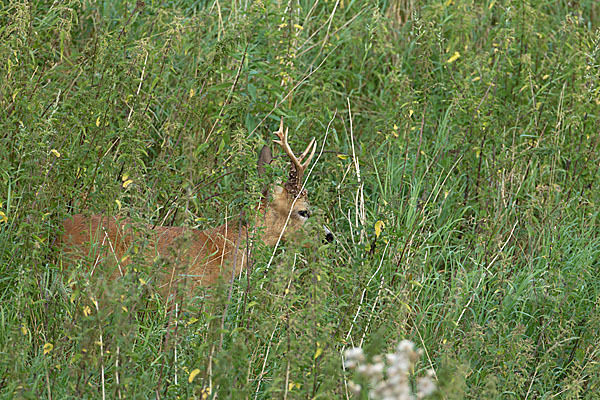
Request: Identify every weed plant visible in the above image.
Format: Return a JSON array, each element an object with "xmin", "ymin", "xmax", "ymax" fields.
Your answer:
[{"xmin": 1, "ymin": 0, "xmax": 600, "ymax": 398}]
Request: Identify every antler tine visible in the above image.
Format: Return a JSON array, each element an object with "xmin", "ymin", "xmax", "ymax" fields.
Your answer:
[
  {"xmin": 292, "ymin": 138, "xmax": 316, "ymax": 186},
  {"xmin": 298, "ymin": 137, "xmax": 317, "ymax": 169},
  {"xmin": 273, "ymin": 118, "xmax": 304, "ymax": 177}
]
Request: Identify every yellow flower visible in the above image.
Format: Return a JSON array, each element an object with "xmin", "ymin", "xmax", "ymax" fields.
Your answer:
[
  {"xmin": 43, "ymin": 343, "xmax": 54, "ymax": 355},
  {"xmin": 447, "ymin": 51, "xmax": 460, "ymax": 63},
  {"xmin": 189, "ymin": 368, "xmax": 201, "ymax": 383}
]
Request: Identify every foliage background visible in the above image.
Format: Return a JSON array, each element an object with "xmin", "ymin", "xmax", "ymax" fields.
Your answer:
[{"xmin": 1, "ymin": 0, "xmax": 600, "ymax": 398}]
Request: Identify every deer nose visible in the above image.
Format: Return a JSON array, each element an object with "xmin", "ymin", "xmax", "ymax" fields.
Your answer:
[{"xmin": 323, "ymin": 226, "xmax": 334, "ymax": 243}]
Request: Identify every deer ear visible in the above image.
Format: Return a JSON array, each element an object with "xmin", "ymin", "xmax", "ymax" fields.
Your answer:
[{"xmin": 257, "ymin": 145, "xmax": 273, "ymax": 177}]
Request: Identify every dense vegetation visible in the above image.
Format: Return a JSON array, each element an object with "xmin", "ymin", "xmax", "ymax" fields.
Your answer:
[{"xmin": 1, "ymin": 0, "xmax": 600, "ymax": 398}]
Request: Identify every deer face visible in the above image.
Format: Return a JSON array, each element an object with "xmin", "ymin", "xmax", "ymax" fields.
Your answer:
[{"xmin": 261, "ymin": 184, "xmax": 312, "ymax": 246}]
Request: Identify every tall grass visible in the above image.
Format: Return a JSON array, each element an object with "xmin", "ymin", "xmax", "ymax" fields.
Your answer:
[{"xmin": 1, "ymin": 0, "xmax": 599, "ymax": 398}]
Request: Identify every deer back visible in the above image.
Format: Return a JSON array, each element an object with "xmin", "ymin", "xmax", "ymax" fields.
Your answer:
[{"xmin": 61, "ymin": 214, "xmax": 246, "ymax": 297}]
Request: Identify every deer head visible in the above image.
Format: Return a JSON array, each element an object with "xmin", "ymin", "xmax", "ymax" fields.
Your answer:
[{"xmin": 256, "ymin": 118, "xmax": 318, "ymax": 246}]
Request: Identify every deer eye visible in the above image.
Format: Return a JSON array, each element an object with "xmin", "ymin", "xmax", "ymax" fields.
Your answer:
[{"xmin": 298, "ymin": 210, "xmax": 310, "ymax": 219}]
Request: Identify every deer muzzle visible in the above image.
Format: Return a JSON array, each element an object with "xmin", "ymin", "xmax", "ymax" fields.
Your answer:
[{"xmin": 324, "ymin": 226, "xmax": 334, "ymax": 243}]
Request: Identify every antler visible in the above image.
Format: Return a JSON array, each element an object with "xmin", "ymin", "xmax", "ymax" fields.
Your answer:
[{"xmin": 273, "ymin": 117, "xmax": 317, "ymax": 195}]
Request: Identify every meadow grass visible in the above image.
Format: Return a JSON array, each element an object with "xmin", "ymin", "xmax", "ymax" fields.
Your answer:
[{"xmin": 1, "ymin": 0, "xmax": 600, "ymax": 398}]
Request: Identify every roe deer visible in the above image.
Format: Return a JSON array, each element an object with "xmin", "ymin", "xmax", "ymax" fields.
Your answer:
[{"xmin": 60, "ymin": 119, "xmax": 331, "ymax": 299}]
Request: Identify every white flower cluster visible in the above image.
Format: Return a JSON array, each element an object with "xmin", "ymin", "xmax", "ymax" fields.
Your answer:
[{"xmin": 343, "ymin": 340, "xmax": 436, "ymax": 400}]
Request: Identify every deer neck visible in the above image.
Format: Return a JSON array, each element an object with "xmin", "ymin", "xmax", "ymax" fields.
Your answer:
[
  {"xmin": 208, "ymin": 217, "xmax": 248, "ymax": 248},
  {"xmin": 254, "ymin": 202, "xmax": 291, "ymax": 247}
]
